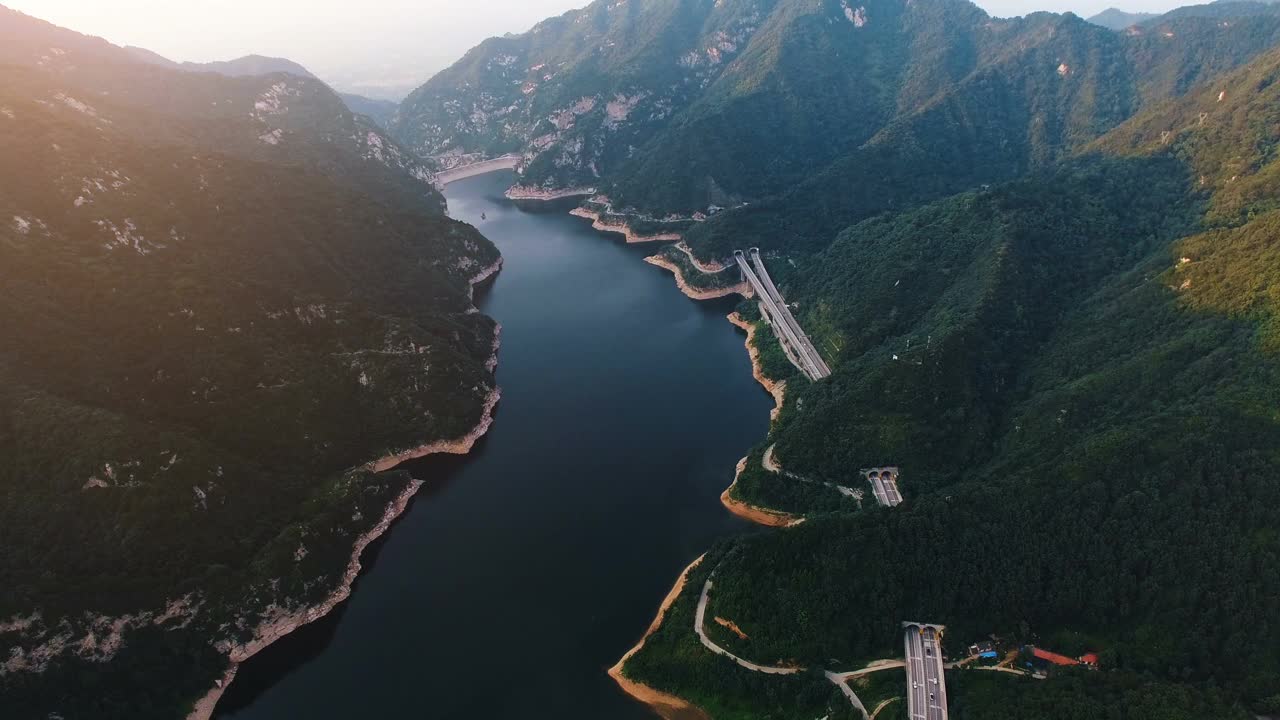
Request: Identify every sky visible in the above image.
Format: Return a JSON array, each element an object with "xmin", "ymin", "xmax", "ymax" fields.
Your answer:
[{"xmin": 9, "ymin": 0, "xmax": 1184, "ymax": 99}]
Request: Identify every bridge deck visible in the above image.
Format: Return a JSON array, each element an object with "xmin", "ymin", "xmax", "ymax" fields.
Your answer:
[{"xmin": 734, "ymin": 250, "xmax": 830, "ymax": 381}]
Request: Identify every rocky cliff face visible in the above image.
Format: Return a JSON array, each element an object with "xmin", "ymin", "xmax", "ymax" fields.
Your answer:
[{"xmin": 392, "ymin": 0, "xmax": 779, "ymax": 203}]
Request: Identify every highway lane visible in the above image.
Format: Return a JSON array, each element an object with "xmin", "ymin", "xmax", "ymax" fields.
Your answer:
[
  {"xmin": 922, "ymin": 626, "xmax": 948, "ymax": 720},
  {"xmin": 748, "ymin": 248, "xmax": 827, "ymax": 375},
  {"xmin": 883, "ymin": 471, "xmax": 904, "ymax": 506},
  {"xmin": 735, "ymin": 251, "xmax": 824, "ymax": 380},
  {"xmin": 905, "ymin": 624, "xmax": 949, "ymax": 720},
  {"xmin": 735, "ymin": 250, "xmax": 820, "ymax": 379},
  {"xmin": 869, "ymin": 473, "xmax": 890, "ymax": 507},
  {"xmin": 748, "ymin": 249, "xmax": 832, "ymax": 378},
  {"xmin": 905, "ymin": 625, "xmax": 928, "ymax": 720},
  {"xmin": 867, "ymin": 469, "xmax": 904, "ymax": 508}
]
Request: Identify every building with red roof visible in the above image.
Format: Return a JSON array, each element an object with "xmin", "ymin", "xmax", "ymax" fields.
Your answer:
[{"xmin": 1031, "ymin": 647, "xmax": 1080, "ymax": 666}]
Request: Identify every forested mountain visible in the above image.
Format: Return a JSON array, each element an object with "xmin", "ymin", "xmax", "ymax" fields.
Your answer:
[
  {"xmin": 681, "ymin": 8, "xmax": 1280, "ymax": 256},
  {"xmin": 396, "ymin": 0, "xmax": 1280, "ymax": 716},
  {"xmin": 393, "ymin": 0, "xmax": 1280, "ymax": 215},
  {"xmin": 614, "ymin": 22, "xmax": 1280, "ymax": 720},
  {"xmin": 0, "ymin": 6, "xmax": 500, "ymax": 718}
]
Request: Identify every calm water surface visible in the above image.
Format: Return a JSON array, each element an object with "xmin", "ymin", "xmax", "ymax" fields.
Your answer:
[{"xmin": 217, "ymin": 171, "xmax": 771, "ymax": 719}]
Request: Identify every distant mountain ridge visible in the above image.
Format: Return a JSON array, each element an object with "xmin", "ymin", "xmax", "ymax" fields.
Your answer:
[
  {"xmin": 120, "ymin": 44, "xmax": 400, "ymax": 126},
  {"xmin": 394, "ymin": 0, "xmax": 1280, "ymax": 215},
  {"xmin": 340, "ymin": 92, "xmax": 400, "ymax": 128},
  {"xmin": 125, "ymin": 34, "xmax": 398, "ymax": 128},
  {"xmin": 123, "ymin": 47, "xmax": 318, "ymax": 79},
  {"xmin": 1086, "ymin": 7, "xmax": 1159, "ymax": 29},
  {"xmin": 1141, "ymin": 0, "xmax": 1280, "ymax": 23}
]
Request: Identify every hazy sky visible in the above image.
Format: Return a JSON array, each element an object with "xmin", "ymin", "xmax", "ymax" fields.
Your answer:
[{"xmin": 10, "ymin": 0, "xmax": 1183, "ymax": 98}]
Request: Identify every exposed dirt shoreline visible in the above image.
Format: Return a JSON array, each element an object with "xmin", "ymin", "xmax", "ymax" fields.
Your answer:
[
  {"xmin": 720, "ymin": 457, "xmax": 804, "ymax": 528},
  {"xmin": 726, "ymin": 312, "xmax": 786, "ymax": 422},
  {"xmin": 569, "ymin": 206, "xmax": 684, "ymax": 244},
  {"xmin": 188, "ymin": 263, "xmax": 505, "ymax": 720},
  {"xmin": 644, "ymin": 255, "xmax": 750, "ymax": 301},
  {"xmin": 675, "ymin": 241, "xmax": 729, "ymax": 273},
  {"xmin": 607, "ymin": 555, "xmax": 712, "ymax": 720}
]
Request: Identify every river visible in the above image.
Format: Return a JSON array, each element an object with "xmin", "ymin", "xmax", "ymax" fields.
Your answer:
[{"xmin": 215, "ymin": 170, "xmax": 772, "ymax": 719}]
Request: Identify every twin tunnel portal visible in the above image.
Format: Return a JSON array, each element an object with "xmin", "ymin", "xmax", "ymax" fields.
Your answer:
[{"xmin": 733, "ymin": 250, "xmax": 949, "ymax": 719}]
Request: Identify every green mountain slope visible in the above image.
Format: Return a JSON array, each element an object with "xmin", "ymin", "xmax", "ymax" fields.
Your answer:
[
  {"xmin": 398, "ymin": 0, "xmax": 1280, "ymax": 218},
  {"xmin": 0, "ymin": 8, "xmax": 501, "ymax": 719},
  {"xmin": 394, "ymin": 0, "xmax": 780, "ymax": 182},
  {"xmin": 682, "ymin": 10, "xmax": 1280, "ymax": 260},
  {"xmin": 620, "ymin": 21, "xmax": 1280, "ymax": 720},
  {"xmin": 1098, "ymin": 43, "xmax": 1280, "ymax": 350}
]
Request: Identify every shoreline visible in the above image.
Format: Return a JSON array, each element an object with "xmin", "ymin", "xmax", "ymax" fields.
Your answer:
[
  {"xmin": 607, "ymin": 555, "xmax": 712, "ymax": 720},
  {"xmin": 570, "ymin": 206, "xmax": 684, "ymax": 244},
  {"xmin": 505, "ymin": 185, "xmax": 595, "ymax": 201},
  {"xmin": 720, "ymin": 457, "xmax": 804, "ymax": 528},
  {"xmin": 726, "ymin": 313, "xmax": 786, "ymax": 422},
  {"xmin": 466, "ymin": 257, "xmax": 504, "ymax": 303},
  {"xmin": 675, "ymin": 242, "xmax": 729, "ymax": 274},
  {"xmin": 644, "ymin": 255, "xmax": 750, "ymax": 302},
  {"xmin": 188, "ymin": 262, "xmax": 506, "ymax": 720}
]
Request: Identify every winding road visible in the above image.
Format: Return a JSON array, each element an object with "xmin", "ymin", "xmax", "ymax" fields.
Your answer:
[
  {"xmin": 693, "ymin": 563, "xmax": 916, "ymax": 720},
  {"xmin": 763, "ymin": 444, "xmax": 860, "ymax": 500},
  {"xmin": 695, "ymin": 579, "xmax": 799, "ymax": 676}
]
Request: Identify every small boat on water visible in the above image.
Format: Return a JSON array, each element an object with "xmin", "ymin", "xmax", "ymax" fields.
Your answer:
[{"xmin": 481, "ymin": 212, "xmax": 487, "ymax": 220}]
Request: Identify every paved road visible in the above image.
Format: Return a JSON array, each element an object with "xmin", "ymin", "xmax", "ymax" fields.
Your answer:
[
  {"xmin": 764, "ymin": 444, "xmax": 859, "ymax": 499},
  {"xmin": 695, "ymin": 579, "xmax": 799, "ymax": 676},
  {"xmin": 696, "ymin": 569, "xmax": 875, "ymax": 717},
  {"xmin": 734, "ymin": 250, "xmax": 826, "ymax": 381},
  {"xmin": 922, "ymin": 626, "xmax": 948, "ymax": 720},
  {"xmin": 829, "ymin": 659, "xmax": 906, "ymax": 681},
  {"xmin": 870, "ymin": 473, "xmax": 890, "ymax": 506},
  {"xmin": 749, "ymin": 249, "xmax": 832, "ymax": 378},
  {"xmin": 824, "ymin": 670, "xmax": 870, "ymax": 718},
  {"xmin": 883, "ymin": 470, "xmax": 904, "ymax": 506},
  {"xmin": 866, "ymin": 468, "xmax": 904, "ymax": 508},
  {"xmin": 904, "ymin": 624, "xmax": 949, "ymax": 720},
  {"xmin": 905, "ymin": 625, "xmax": 928, "ymax": 720}
]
